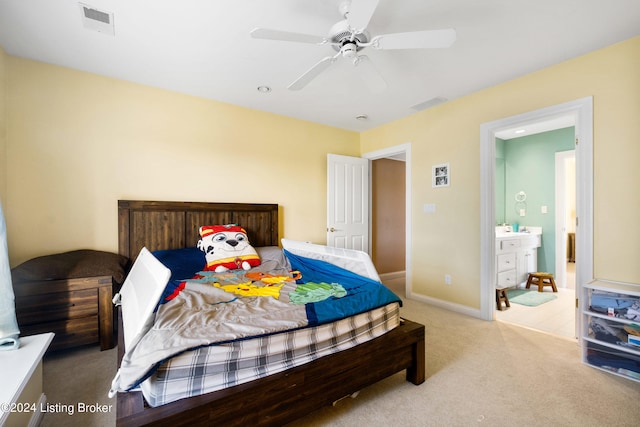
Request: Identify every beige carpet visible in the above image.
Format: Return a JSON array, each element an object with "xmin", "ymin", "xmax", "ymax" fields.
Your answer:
[
  {"xmin": 41, "ymin": 295, "xmax": 640, "ymax": 426},
  {"xmin": 41, "ymin": 343, "xmax": 117, "ymax": 427}
]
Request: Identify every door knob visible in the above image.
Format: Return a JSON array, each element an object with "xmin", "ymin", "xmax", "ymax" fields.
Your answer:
[{"xmin": 328, "ymin": 227, "xmax": 336, "ymax": 232}]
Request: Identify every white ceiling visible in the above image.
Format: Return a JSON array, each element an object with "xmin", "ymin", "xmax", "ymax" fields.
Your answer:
[{"xmin": 1, "ymin": 0, "xmax": 639, "ymax": 132}]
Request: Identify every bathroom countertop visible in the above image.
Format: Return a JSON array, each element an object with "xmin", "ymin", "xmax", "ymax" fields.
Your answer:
[{"xmin": 495, "ymin": 226, "xmax": 542, "ymax": 240}]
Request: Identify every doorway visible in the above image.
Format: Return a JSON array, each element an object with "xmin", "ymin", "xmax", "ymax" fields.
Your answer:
[
  {"xmin": 363, "ymin": 143, "xmax": 412, "ymax": 297},
  {"xmin": 479, "ymin": 97, "xmax": 594, "ymax": 336},
  {"xmin": 494, "ymin": 127, "xmax": 576, "ymax": 338}
]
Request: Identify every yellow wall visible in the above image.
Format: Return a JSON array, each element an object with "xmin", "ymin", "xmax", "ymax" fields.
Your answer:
[
  {"xmin": 5, "ymin": 58, "xmax": 359, "ymax": 265},
  {"xmin": 361, "ymin": 36, "xmax": 640, "ymax": 308},
  {"xmin": 3, "ymin": 37, "xmax": 639, "ymax": 312}
]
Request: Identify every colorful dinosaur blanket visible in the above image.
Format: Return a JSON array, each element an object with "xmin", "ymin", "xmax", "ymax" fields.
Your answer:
[{"xmin": 111, "ymin": 249, "xmax": 401, "ymax": 393}]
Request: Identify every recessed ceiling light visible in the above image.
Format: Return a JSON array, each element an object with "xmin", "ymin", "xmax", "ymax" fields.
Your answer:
[
  {"xmin": 514, "ymin": 129, "xmax": 526, "ymax": 134},
  {"xmin": 355, "ymin": 114, "xmax": 368, "ymax": 121},
  {"xmin": 257, "ymin": 85, "xmax": 271, "ymax": 93}
]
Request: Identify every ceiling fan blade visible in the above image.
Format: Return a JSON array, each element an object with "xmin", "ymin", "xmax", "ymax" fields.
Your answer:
[
  {"xmin": 250, "ymin": 28, "xmax": 327, "ymax": 45},
  {"xmin": 372, "ymin": 28, "xmax": 456, "ymax": 50},
  {"xmin": 347, "ymin": 0, "xmax": 379, "ymax": 30},
  {"xmin": 288, "ymin": 54, "xmax": 340, "ymax": 91},
  {"xmin": 354, "ymin": 55, "xmax": 387, "ymax": 93}
]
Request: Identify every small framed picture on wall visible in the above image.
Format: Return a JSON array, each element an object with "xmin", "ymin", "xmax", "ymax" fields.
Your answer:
[{"xmin": 432, "ymin": 163, "xmax": 450, "ymax": 188}]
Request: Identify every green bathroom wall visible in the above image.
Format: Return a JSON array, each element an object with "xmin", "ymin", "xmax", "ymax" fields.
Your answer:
[
  {"xmin": 495, "ymin": 138, "xmax": 506, "ymax": 224},
  {"xmin": 503, "ymin": 127, "xmax": 575, "ymax": 275}
]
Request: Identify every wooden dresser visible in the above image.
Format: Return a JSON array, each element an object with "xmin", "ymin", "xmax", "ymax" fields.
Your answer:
[{"xmin": 13, "ymin": 276, "xmax": 115, "ymax": 351}]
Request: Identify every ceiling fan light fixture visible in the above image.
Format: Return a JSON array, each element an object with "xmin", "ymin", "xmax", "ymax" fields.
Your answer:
[{"xmin": 341, "ymin": 43, "xmax": 358, "ymax": 58}]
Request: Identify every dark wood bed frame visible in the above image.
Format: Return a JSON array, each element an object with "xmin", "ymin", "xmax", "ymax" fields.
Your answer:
[{"xmin": 116, "ymin": 200, "xmax": 425, "ymax": 427}]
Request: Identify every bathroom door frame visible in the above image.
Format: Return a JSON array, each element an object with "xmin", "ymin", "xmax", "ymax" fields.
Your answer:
[
  {"xmin": 555, "ymin": 149, "xmax": 576, "ymax": 289},
  {"xmin": 479, "ymin": 97, "xmax": 593, "ymax": 329}
]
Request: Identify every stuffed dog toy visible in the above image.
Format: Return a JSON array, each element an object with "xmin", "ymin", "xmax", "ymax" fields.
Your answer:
[{"xmin": 197, "ymin": 225, "xmax": 260, "ymax": 272}]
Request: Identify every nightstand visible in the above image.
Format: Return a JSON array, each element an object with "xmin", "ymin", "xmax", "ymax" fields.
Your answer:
[{"xmin": 13, "ymin": 276, "xmax": 115, "ymax": 351}]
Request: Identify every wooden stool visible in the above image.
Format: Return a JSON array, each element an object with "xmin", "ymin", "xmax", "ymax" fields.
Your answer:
[
  {"xmin": 525, "ymin": 272, "xmax": 558, "ymax": 292},
  {"xmin": 496, "ymin": 288, "xmax": 510, "ymax": 310}
]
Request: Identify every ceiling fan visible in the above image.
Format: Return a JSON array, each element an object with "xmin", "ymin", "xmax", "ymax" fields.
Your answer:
[{"xmin": 250, "ymin": 0, "xmax": 456, "ymax": 92}]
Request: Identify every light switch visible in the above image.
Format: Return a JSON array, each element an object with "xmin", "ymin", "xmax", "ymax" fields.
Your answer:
[
  {"xmin": 541, "ymin": 205, "xmax": 548, "ymax": 214},
  {"xmin": 423, "ymin": 203, "xmax": 436, "ymax": 214}
]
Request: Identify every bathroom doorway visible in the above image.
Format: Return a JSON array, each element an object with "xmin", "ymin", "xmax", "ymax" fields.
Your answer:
[
  {"xmin": 479, "ymin": 97, "xmax": 594, "ymax": 338},
  {"xmin": 494, "ymin": 127, "xmax": 577, "ymax": 338}
]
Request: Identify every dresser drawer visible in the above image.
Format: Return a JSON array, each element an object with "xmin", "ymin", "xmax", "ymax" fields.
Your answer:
[
  {"xmin": 15, "ymin": 289, "xmax": 98, "ymax": 324},
  {"xmin": 497, "ymin": 253, "xmax": 516, "ymax": 273},
  {"xmin": 12, "ymin": 275, "xmax": 115, "ymax": 351},
  {"xmin": 19, "ymin": 316, "xmax": 100, "ymax": 351},
  {"xmin": 497, "ymin": 269, "xmax": 517, "ymax": 288}
]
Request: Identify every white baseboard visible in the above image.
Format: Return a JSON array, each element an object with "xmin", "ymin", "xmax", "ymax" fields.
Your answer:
[
  {"xmin": 406, "ymin": 290, "xmax": 483, "ymax": 319},
  {"xmin": 378, "ymin": 270, "xmax": 484, "ymax": 319},
  {"xmin": 379, "ymin": 271, "xmax": 405, "ymax": 282}
]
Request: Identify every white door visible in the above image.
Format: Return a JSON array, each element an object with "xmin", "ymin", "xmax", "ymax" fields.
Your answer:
[{"xmin": 327, "ymin": 154, "xmax": 369, "ymax": 251}]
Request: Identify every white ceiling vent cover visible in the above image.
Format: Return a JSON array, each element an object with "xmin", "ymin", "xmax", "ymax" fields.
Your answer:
[
  {"xmin": 411, "ymin": 97, "xmax": 447, "ymax": 111},
  {"xmin": 78, "ymin": 3, "xmax": 114, "ymax": 36}
]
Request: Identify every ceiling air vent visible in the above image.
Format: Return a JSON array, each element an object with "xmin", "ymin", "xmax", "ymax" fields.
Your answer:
[
  {"xmin": 411, "ymin": 97, "xmax": 447, "ymax": 111},
  {"xmin": 78, "ymin": 3, "xmax": 114, "ymax": 36}
]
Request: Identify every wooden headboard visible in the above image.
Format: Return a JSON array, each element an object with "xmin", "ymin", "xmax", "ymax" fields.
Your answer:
[{"xmin": 117, "ymin": 200, "xmax": 279, "ymax": 261}]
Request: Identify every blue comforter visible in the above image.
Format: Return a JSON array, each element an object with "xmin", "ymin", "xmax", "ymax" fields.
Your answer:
[{"xmin": 284, "ymin": 249, "xmax": 402, "ymax": 324}]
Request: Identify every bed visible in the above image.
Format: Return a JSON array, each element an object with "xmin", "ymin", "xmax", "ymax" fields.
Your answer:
[{"xmin": 114, "ymin": 200, "xmax": 425, "ymax": 427}]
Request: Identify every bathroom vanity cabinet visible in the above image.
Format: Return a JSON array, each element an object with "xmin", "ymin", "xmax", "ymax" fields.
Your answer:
[{"xmin": 495, "ymin": 227, "xmax": 542, "ymax": 289}]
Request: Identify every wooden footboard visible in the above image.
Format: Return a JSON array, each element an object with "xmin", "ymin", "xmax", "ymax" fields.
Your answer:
[{"xmin": 116, "ymin": 311, "xmax": 425, "ymax": 427}]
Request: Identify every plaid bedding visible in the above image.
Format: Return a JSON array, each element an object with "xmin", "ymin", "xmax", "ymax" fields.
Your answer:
[{"xmin": 141, "ymin": 302, "xmax": 400, "ymax": 407}]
